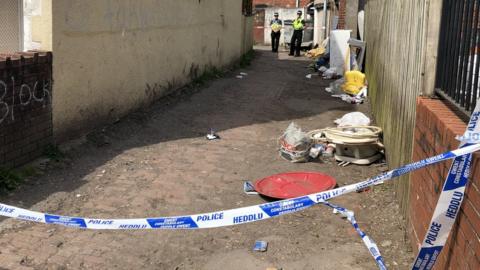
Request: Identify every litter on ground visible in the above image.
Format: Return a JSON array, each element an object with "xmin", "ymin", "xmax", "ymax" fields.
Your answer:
[
  {"xmin": 334, "ymin": 112, "xmax": 371, "ymax": 127},
  {"xmin": 253, "ymin": 241, "xmax": 268, "ymax": 252}
]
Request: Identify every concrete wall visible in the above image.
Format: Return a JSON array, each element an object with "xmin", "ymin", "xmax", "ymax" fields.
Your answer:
[
  {"xmin": 51, "ymin": 0, "xmax": 252, "ymax": 140},
  {"xmin": 313, "ymin": 8, "xmax": 330, "ymax": 45},
  {"xmin": 243, "ymin": 16, "xmax": 255, "ymax": 53}
]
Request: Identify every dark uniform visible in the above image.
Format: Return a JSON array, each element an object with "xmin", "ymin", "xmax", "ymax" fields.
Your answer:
[
  {"xmin": 270, "ymin": 16, "xmax": 282, "ymax": 53},
  {"xmin": 289, "ymin": 11, "xmax": 305, "ymax": 57}
]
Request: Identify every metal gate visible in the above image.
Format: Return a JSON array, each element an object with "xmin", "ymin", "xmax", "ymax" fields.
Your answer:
[
  {"xmin": 0, "ymin": 0, "xmax": 23, "ymax": 53},
  {"xmin": 435, "ymin": 0, "xmax": 480, "ymax": 115}
]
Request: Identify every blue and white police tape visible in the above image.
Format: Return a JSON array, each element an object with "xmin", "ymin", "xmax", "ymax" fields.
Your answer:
[
  {"xmin": 320, "ymin": 201, "xmax": 387, "ymax": 270},
  {"xmin": 412, "ymin": 105, "xmax": 480, "ymax": 270},
  {"xmin": 0, "ymin": 144, "xmax": 479, "ymax": 230}
]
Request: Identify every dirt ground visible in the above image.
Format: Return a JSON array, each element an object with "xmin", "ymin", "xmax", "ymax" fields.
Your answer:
[{"xmin": 0, "ymin": 48, "xmax": 414, "ymax": 270}]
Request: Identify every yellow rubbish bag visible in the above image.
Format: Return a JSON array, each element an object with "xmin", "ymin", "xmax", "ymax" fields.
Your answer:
[
  {"xmin": 342, "ymin": 71, "xmax": 366, "ymax": 95},
  {"xmin": 271, "ymin": 23, "xmax": 282, "ymax": 33},
  {"xmin": 305, "ymin": 47, "xmax": 326, "ymax": 58}
]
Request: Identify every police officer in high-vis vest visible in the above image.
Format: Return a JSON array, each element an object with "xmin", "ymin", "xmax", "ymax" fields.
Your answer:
[
  {"xmin": 289, "ymin": 10, "xmax": 305, "ymax": 57},
  {"xmin": 270, "ymin": 12, "xmax": 282, "ymax": 53}
]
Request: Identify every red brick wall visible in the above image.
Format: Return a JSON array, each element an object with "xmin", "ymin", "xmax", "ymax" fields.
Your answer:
[
  {"xmin": 0, "ymin": 52, "xmax": 53, "ymax": 168},
  {"xmin": 338, "ymin": 0, "xmax": 346, "ymax": 29},
  {"xmin": 253, "ymin": 0, "xmax": 312, "ymax": 8},
  {"xmin": 410, "ymin": 97, "xmax": 480, "ymax": 269}
]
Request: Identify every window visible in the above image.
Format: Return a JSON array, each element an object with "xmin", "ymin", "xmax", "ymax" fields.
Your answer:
[{"xmin": 0, "ymin": 0, "xmax": 23, "ymax": 52}]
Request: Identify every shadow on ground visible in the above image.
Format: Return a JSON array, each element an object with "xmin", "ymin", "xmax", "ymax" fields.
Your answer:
[
  {"xmin": 0, "ymin": 48, "xmax": 416, "ymax": 270},
  {"xmin": 0, "ymin": 49, "xmax": 354, "ymax": 211}
]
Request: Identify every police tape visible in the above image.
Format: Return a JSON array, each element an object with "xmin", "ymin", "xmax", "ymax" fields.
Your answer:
[
  {"xmin": 411, "ymin": 103, "xmax": 480, "ymax": 270},
  {"xmin": 0, "ymin": 144, "xmax": 479, "ymax": 230},
  {"xmin": 320, "ymin": 201, "xmax": 387, "ymax": 270},
  {"xmin": 412, "ymin": 152, "xmax": 472, "ymax": 270}
]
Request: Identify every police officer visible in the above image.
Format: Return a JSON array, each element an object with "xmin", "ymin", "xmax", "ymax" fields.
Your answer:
[
  {"xmin": 289, "ymin": 10, "xmax": 305, "ymax": 57},
  {"xmin": 270, "ymin": 12, "xmax": 282, "ymax": 53}
]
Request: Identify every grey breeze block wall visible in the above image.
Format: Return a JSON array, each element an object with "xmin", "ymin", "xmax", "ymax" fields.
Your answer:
[{"xmin": 0, "ymin": 52, "xmax": 53, "ymax": 168}]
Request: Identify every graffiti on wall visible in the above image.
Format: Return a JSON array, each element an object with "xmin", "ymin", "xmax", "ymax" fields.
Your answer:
[{"xmin": 0, "ymin": 76, "xmax": 51, "ymax": 125}]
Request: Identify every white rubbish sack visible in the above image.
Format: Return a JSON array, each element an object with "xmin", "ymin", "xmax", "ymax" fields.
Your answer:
[
  {"xmin": 334, "ymin": 112, "xmax": 371, "ymax": 127},
  {"xmin": 323, "ymin": 67, "xmax": 338, "ymax": 79}
]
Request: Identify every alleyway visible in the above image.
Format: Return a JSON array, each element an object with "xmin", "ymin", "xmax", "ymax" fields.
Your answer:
[{"xmin": 0, "ymin": 49, "xmax": 413, "ymax": 270}]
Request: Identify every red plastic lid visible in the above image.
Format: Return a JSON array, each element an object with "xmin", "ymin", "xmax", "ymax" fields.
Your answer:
[{"xmin": 254, "ymin": 172, "xmax": 337, "ymax": 199}]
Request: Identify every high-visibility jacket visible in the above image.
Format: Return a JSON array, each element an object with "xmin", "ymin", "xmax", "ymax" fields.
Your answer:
[{"xmin": 293, "ymin": 18, "xmax": 305, "ymax": 31}]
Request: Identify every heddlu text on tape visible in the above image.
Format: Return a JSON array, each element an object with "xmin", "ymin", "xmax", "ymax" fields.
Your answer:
[
  {"xmin": 0, "ymin": 145, "xmax": 478, "ymax": 232},
  {"xmin": 0, "ymin": 144, "xmax": 478, "ymax": 270},
  {"xmin": 411, "ymin": 105, "xmax": 480, "ymax": 270}
]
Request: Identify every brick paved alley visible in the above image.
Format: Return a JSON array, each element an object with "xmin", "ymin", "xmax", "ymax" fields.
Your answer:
[{"xmin": 0, "ymin": 49, "xmax": 413, "ymax": 270}]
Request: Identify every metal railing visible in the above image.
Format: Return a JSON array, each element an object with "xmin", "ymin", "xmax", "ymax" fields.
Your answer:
[{"xmin": 436, "ymin": 0, "xmax": 480, "ymax": 115}]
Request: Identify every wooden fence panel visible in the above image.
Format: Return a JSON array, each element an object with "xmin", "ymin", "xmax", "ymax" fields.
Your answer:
[{"xmin": 365, "ymin": 0, "xmax": 429, "ymax": 217}]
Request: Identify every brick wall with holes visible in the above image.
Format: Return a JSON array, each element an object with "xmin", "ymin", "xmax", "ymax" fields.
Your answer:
[
  {"xmin": 409, "ymin": 97, "xmax": 480, "ymax": 269},
  {"xmin": 338, "ymin": 0, "xmax": 346, "ymax": 29},
  {"xmin": 0, "ymin": 52, "xmax": 53, "ymax": 168}
]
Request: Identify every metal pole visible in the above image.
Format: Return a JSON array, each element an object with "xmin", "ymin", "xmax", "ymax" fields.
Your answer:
[
  {"xmin": 19, "ymin": 0, "xmax": 24, "ymax": 51},
  {"xmin": 324, "ymin": 0, "xmax": 328, "ymax": 40}
]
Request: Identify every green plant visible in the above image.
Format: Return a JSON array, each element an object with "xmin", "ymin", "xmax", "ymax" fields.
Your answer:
[
  {"xmin": 43, "ymin": 144, "xmax": 65, "ymax": 162},
  {"xmin": 19, "ymin": 166, "xmax": 39, "ymax": 178},
  {"xmin": 239, "ymin": 50, "xmax": 255, "ymax": 68},
  {"xmin": 0, "ymin": 168, "xmax": 23, "ymax": 191},
  {"xmin": 192, "ymin": 67, "xmax": 225, "ymax": 86}
]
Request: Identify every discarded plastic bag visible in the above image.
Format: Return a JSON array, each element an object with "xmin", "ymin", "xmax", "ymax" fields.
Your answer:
[
  {"xmin": 325, "ymin": 78, "xmax": 345, "ymax": 94},
  {"xmin": 319, "ymin": 66, "xmax": 328, "ymax": 73},
  {"xmin": 334, "ymin": 112, "xmax": 371, "ymax": 127},
  {"xmin": 323, "ymin": 67, "xmax": 339, "ymax": 79},
  {"xmin": 279, "ymin": 122, "xmax": 312, "ymax": 163},
  {"xmin": 309, "ymin": 144, "xmax": 325, "ymax": 159},
  {"xmin": 356, "ymin": 86, "xmax": 368, "ymax": 98},
  {"xmin": 332, "ymin": 94, "xmax": 364, "ymax": 104},
  {"xmin": 282, "ymin": 123, "xmax": 309, "ymax": 147}
]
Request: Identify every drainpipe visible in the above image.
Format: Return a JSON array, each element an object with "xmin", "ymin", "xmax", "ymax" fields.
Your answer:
[
  {"xmin": 324, "ymin": 0, "xmax": 328, "ymax": 39},
  {"xmin": 296, "ymin": 0, "xmax": 300, "ymax": 8}
]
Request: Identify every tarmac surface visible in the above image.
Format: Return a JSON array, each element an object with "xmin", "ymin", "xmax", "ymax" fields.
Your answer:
[{"xmin": 0, "ymin": 48, "xmax": 413, "ymax": 270}]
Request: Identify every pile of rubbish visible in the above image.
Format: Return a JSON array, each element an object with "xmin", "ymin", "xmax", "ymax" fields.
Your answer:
[
  {"xmin": 279, "ymin": 112, "xmax": 384, "ymax": 166},
  {"xmin": 327, "ymin": 72, "xmax": 368, "ymax": 104},
  {"xmin": 305, "ymin": 47, "xmax": 326, "ymax": 59},
  {"xmin": 279, "ymin": 123, "xmax": 313, "ymax": 163},
  {"xmin": 306, "ymin": 33, "xmax": 369, "ymax": 104}
]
